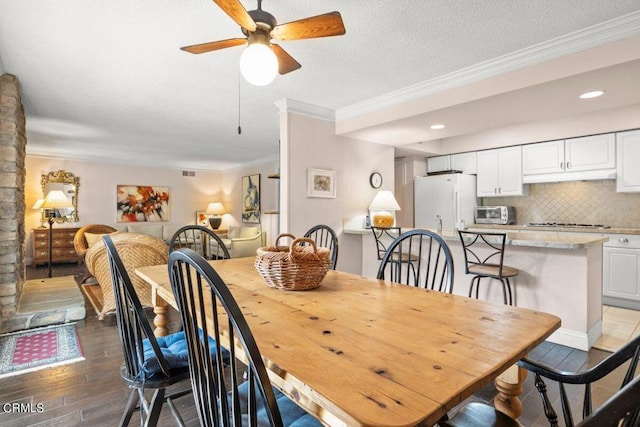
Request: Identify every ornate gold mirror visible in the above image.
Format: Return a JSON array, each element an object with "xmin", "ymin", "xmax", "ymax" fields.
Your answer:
[{"xmin": 41, "ymin": 170, "xmax": 79, "ymax": 223}]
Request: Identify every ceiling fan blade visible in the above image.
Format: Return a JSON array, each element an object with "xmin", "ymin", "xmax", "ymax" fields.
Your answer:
[
  {"xmin": 180, "ymin": 38, "xmax": 246, "ymax": 54},
  {"xmin": 271, "ymin": 11, "xmax": 345, "ymax": 41},
  {"xmin": 272, "ymin": 44, "xmax": 301, "ymax": 75},
  {"xmin": 211, "ymin": 0, "xmax": 256, "ymax": 32}
]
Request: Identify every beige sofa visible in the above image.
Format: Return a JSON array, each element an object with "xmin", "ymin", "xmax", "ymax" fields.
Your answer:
[{"xmin": 115, "ymin": 223, "xmax": 182, "ymax": 243}]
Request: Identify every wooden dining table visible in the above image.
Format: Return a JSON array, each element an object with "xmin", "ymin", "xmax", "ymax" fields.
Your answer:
[{"xmin": 136, "ymin": 257, "xmax": 560, "ymax": 427}]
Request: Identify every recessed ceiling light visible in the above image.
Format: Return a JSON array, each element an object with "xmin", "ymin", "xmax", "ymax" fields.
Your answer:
[
  {"xmin": 430, "ymin": 124, "xmax": 445, "ymax": 130},
  {"xmin": 579, "ymin": 90, "xmax": 604, "ymax": 99}
]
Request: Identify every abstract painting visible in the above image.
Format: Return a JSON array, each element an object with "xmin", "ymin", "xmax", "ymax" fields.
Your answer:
[
  {"xmin": 242, "ymin": 174, "xmax": 260, "ymax": 223},
  {"xmin": 116, "ymin": 185, "xmax": 170, "ymax": 222}
]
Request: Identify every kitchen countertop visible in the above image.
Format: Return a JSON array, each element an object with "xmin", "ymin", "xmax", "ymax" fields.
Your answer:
[
  {"xmin": 344, "ymin": 226, "xmax": 609, "ymax": 249},
  {"xmin": 470, "ymin": 224, "xmax": 640, "ymax": 235}
]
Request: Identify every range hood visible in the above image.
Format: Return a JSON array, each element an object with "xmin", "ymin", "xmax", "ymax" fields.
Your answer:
[{"xmin": 523, "ymin": 168, "xmax": 616, "ymax": 184}]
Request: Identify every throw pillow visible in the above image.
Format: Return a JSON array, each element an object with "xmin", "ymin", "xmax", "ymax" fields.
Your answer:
[
  {"xmin": 240, "ymin": 227, "xmax": 258, "ymax": 238},
  {"xmin": 227, "ymin": 226, "xmax": 240, "ymax": 239},
  {"xmin": 85, "ymin": 232, "xmax": 116, "ymax": 246}
]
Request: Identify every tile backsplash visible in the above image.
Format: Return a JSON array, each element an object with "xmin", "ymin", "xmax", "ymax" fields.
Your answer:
[{"xmin": 482, "ymin": 180, "xmax": 640, "ymax": 228}]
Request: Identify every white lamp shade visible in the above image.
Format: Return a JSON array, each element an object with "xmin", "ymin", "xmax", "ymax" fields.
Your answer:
[
  {"xmin": 41, "ymin": 190, "xmax": 73, "ymax": 209},
  {"xmin": 32, "ymin": 198, "xmax": 44, "ymax": 209},
  {"xmin": 368, "ymin": 191, "xmax": 401, "ymax": 211},
  {"xmin": 205, "ymin": 202, "xmax": 226, "ymax": 216},
  {"xmin": 240, "ymin": 43, "xmax": 278, "ymax": 86}
]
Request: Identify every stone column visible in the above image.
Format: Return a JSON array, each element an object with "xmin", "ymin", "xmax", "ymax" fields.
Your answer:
[{"xmin": 0, "ymin": 74, "xmax": 26, "ymax": 323}]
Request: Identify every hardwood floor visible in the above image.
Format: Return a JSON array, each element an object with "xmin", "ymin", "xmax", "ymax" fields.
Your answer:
[{"xmin": 1, "ymin": 263, "xmax": 633, "ymax": 426}]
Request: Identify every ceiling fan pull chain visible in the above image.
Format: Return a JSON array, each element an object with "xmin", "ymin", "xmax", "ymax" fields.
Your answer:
[{"xmin": 237, "ymin": 72, "xmax": 242, "ymax": 135}]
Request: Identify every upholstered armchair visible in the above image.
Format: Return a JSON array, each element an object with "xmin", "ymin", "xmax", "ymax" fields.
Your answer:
[
  {"xmin": 74, "ymin": 224, "xmax": 118, "ymax": 283},
  {"xmin": 217, "ymin": 226, "xmax": 265, "ymax": 258},
  {"xmin": 85, "ymin": 232, "xmax": 168, "ymax": 319}
]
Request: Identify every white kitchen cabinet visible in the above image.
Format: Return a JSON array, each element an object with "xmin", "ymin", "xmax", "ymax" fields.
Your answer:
[
  {"xmin": 565, "ymin": 133, "xmax": 615, "ymax": 171},
  {"xmin": 616, "ymin": 129, "xmax": 640, "ymax": 192},
  {"xmin": 523, "ymin": 134, "xmax": 615, "ymax": 183},
  {"xmin": 451, "ymin": 152, "xmax": 477, "ymax": 174},
  {"xmin": 522, "ymin": 140, "xmax": 565, "ymax": 175},
  {"xmin": 426, "ymin": 155, "xmax": 450, "ymax": 173},
  {"xmin": 604, "ymin": 235, "xmax": 640, "ymax": 302},
  {"xmin": 476, "ymin": 146, "xmax": 524, "ymax": 197}
]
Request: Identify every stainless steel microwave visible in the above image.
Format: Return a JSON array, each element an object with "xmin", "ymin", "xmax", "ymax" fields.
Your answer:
[{"xmin": 475, "ymin": 206, "xmax": 515, "ymax": 225}]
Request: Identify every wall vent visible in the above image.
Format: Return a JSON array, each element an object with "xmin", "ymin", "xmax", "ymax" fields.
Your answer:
[{"xmin": 182, "ymin": 171, "xmax": 196, "ymax": 177}]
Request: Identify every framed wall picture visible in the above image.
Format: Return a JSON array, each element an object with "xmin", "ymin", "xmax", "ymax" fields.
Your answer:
[
  {"xmin": 116, "ymin": 185, "xmax": 170, "ymax": 222},
  {"xmin": 242, "ymin": 174, "xmax": 260, "ymax": 223},
  {"xmin": 307, "ymin": 168, "xmax": 336, "ymax": 198},
  {"xmin": 195, "ymin": 211, "xmax": 209, "ymax": 226}
]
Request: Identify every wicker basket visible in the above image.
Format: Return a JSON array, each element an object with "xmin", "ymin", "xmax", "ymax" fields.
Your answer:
[{"xmin": 254, "ymin": 233, "xmax": 331, "ymax": 291}]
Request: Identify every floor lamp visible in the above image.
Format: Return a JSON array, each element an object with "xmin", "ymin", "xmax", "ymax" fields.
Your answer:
[{"xmin": 40, "ymin": 190, "xmax": 74, "ymax": 278}]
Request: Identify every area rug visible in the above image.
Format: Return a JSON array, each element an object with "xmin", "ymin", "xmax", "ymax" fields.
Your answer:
[{"xmin": 0, "ymin": 323, "xmax": 84, "ymax": 378}]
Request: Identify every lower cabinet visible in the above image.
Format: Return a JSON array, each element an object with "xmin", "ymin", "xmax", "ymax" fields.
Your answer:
[
  {"xmin": 33, "ymin": 227, "xmax": 80, "ymax": 266},
  {"xmin": 603, "ymin": 235, "xmax": 640, "ymax": 306}
]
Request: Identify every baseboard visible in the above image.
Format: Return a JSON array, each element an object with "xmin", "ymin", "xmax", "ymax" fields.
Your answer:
[{"xmin": 545, "ymin": 323, "xmax": 602, "ymax": 351}]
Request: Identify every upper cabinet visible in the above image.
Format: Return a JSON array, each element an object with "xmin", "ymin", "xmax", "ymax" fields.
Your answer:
[
  {"xmin": 522, "ymin": 133, "xmax": 615, "ymax": 183},
  {"xmin": 476, "ymin": 146, "xmax": 524, "ymax": 197},
  {"xmin": 616, "ymin": 130, "xmax": 640, "ymax": 193},
  {"xmin": 426, "ymin": 152, "xmax": 477, "ymax": 174},
  {"xmin": 426, "ymin": 155, "xmax": 450, "ymax": 173},
  {"xmin": 522, "ymin": 140, "xmax": 565, "ymax": 175},
  {"xmin": 451, "ymin": 152, "xmax": 477, "ymax": 174}
]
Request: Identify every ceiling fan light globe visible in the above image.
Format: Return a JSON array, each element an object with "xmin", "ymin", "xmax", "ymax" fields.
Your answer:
[{"xmin": 240, "ymin": 43, "xmax": 278, "ymax": 86}]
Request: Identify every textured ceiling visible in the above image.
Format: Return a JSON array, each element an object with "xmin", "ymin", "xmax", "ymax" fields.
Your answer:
[{"xmin": 1, "ymin": 0, "xmax": 639, "ymax": 170}]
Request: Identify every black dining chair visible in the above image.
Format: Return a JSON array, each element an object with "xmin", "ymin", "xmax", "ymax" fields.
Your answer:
[
  {"xmin": 168, "ymin": 248, "xmax": 322, "ymax": 427},
  {"xmin": 303, "ymin": 224, "xmax": 339, "ymax": 270},
  {"xmin": 438, "ymin": 354, "xmax": 640, "ymax": 427},
  {"xmin": 169, "ymin": 225, "xmax": 230, "ymax": 260},
  {"xmin": 517, "ymin": 332, "xmax": 640, "ymax": 426},
  {"xmin": 103, "ymin": 235, "xmax": 191, "ymax": 427},
  {"xmin": 376, "ymin": 229, "xmax": 454, "ymax": 293},
  {"xmin": 458, "ymin": 230, "xmax": 518, "ymax": 305}
]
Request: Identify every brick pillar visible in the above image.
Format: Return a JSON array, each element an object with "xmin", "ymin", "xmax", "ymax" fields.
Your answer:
[{"xmin": 0, "ymin": 74, "xmax": 26, "ymax": 321}]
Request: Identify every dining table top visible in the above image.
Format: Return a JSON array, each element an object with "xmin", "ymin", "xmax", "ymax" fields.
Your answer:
[{"xmin": 136, "ymin": 256, "xmax": 560, "ymax": 427}]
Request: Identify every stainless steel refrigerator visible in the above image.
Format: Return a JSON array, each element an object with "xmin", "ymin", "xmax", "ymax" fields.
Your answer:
[{"xmin": 414, "ymin": 173, "xmax": 478, "ymax": 230}]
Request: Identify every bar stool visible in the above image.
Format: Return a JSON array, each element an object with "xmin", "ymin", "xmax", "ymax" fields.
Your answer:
[
  {"xmin": 458, "ymin": 230, "xmax": 518, "ymax": 305},
  {"xmin": 371, "ymin": 227, "xmax": 419, "ymax": 284}
]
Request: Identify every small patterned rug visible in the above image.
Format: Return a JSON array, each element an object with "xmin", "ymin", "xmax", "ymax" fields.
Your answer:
[{"xmin": 0, "ymin": 323, "xmax": 84, "ymax": 378}]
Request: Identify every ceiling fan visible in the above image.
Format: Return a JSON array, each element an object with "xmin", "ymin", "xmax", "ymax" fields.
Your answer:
[{"xmin": 180, "ymin": 0, "xmax": 346, "ymax": 85}]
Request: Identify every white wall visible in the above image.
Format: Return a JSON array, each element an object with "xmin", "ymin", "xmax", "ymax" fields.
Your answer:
[
  {"xmin": 442, "ymin": 104, "xmax": 640, "ymax": 154},
  {"xmin": 25, "ymin": 156, "xmax": 277, "ymax": 262},
  {"xmin": 279, "ymin": 110, "xmax": 395, "ymax": 274},
  {"xmin": 395, "ymin": 156, "xmax": 427, "ymax": 227}
]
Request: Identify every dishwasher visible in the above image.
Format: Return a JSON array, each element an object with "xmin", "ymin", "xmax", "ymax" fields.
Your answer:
[{"xmin": 603, "ymin": 234, "xmax": 640, "ymax": 309}]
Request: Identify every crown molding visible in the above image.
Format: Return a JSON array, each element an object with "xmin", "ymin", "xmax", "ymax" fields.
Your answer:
[
  {"xmin": 274, "ymin": 98, "xmax": 335, "ymax": 121},
  {"xmin": 336, "ymin": 11, "xmax": 640, "ymax": 122}
]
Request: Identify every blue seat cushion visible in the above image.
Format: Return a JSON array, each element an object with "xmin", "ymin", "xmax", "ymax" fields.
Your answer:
[
  {"xmin": 233, "ymin": 380, "xmax": 321, "ymax": 426},
  {"xmin": 141, "ymin": 330, "xmax": 230, "ymax": 378}
]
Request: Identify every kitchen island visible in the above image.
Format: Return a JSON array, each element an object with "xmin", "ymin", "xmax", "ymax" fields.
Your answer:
[{"xmin": 345, "ymin": 227, "xmax": 607, "ymax": 350}]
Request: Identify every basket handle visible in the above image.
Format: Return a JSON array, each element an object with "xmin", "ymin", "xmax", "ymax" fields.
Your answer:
[
  {"xmin": 290, "ymin": 237, "xmax": 320, "ymax": 261},
  {"xmin": 274, "ymin": 233, "xmax": 296, "ymax": 247}
]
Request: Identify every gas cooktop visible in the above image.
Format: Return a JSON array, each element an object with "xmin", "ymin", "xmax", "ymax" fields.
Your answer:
[{"xmin": 526, "ymin": 222, "xmax": 611, "ymax": 229}]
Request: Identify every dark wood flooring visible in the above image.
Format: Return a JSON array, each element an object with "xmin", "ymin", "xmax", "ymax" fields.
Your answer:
[{"xmin": 0, "ymin": 263, "xmax": 628, "ymax": 426}]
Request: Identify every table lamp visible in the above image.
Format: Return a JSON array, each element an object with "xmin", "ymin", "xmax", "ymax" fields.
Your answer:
[
  {"xmin": 32, "ymin": 198, "xmax": 46, "ymax": 228},
  {"xmin": 205, "ymin": 202, "xmax": 226, "ymax": 229},
  {"xmin": 41, "ymin": 190, "xmax": 73, "ymax": 277},
  {"xmin": 369, "ymin": 190, "xmax": 401, "ymax": 228}
]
